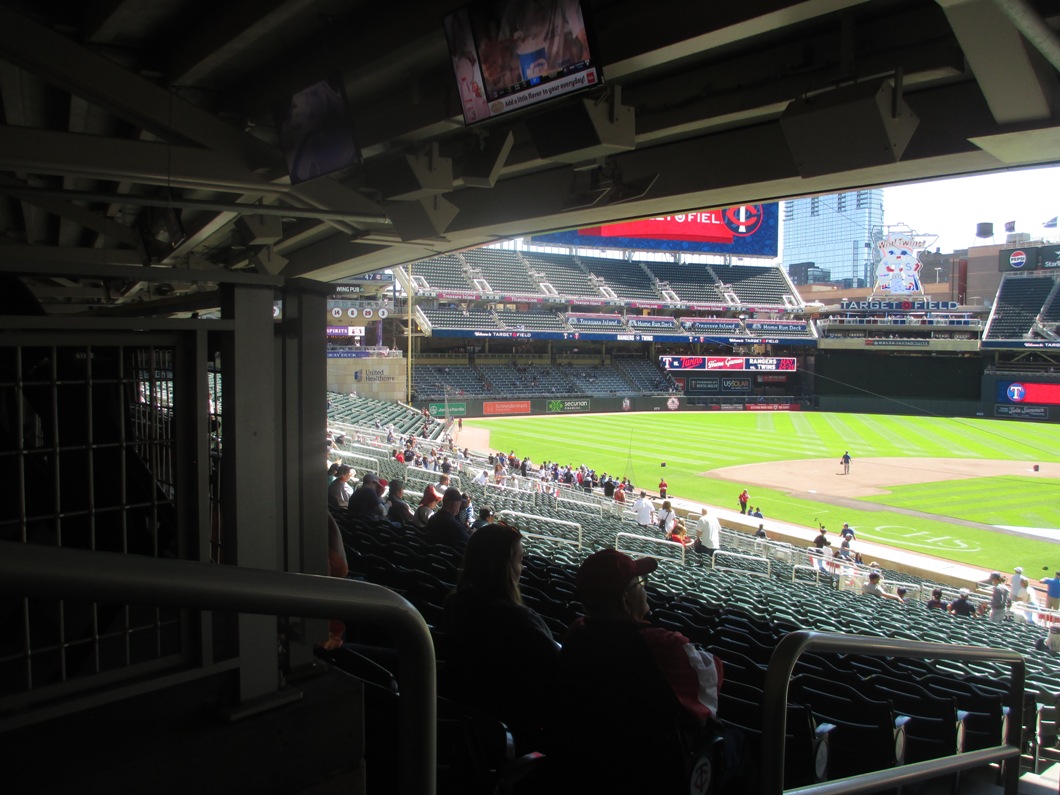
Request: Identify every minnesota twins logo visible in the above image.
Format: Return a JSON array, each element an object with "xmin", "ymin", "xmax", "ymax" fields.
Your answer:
[{"xmin": 722, "ymin": 204, "xmax": 764, "ymax": 236}]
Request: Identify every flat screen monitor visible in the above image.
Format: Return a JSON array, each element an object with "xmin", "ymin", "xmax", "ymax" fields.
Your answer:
[
  {"xmin": 275, "ymin": 76, "xmax": 361, "ymax": 184},
  {"xmin": 444, "ymin": 0, "xmax": 602, "ymax": 125}
]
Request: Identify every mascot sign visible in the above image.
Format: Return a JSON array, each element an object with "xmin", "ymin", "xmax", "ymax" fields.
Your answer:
[{"xmin": 873, "ymin": 234, "xmax": 934, "ymax": 296}]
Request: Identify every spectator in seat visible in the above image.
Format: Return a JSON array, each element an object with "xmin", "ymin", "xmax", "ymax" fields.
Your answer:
[
  {"xmin": 346, "ymin": 471, "xmax": 386, "ymax": 522},
  {"xmin": 926, "ymin": 588, "xmax": 946, "ymax": 610},
  {"xmin": 425, "ymin": 487, "xmax": 471, "ymax": 547},
  {"xmin": 327, "ymin": 465, "xmax": 355, "ymax": 510},
  {"xmin": 385, "ymin": 478, "xmax": 414, "ymax": 525},
  {"xmin": 412, "ymin": 485, "xmax": 442, "ymax": 529},
  {"xmin": 555, "ymin": 549, "xmax": 750, "ymax": 793},
  {"xmin": 443, "ymin": 523, "xmax": 559, "ymax": 751},
  {"xmin": 471, "ymin": 507, "xmax": 494, "ymax": 532},
  {"xmin": 861, "ymin": 571, "xmax": 903, "ymax": 602},
  {"xmin": 948, "ymin": 588, "xmax": 978, "ymax": 617}
]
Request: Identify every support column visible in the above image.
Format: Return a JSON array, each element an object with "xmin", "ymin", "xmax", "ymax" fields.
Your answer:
[
  {"xmin": 220, "ymin": 283, "xmax": 283, "ymax": 705},
  {"xmin": 281, "ymin": 279, "xmax": 330, "ymax": 671}
]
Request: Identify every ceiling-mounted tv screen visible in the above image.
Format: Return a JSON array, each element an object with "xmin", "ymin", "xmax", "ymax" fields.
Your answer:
[
  {"xmin": 275, "ymin": 76, "xmax": 361, "ymax": 184},
  {"xmin": 444, "ymin": 0, "xmax": 602, "ymax": 125}
]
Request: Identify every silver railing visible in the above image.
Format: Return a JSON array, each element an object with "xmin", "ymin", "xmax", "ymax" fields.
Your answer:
[
  {"xmin": 0, "ymin": 541, "xmax": 437, "ymax": 795},
  {"xmin": 761, "ymin": 631, "xmax": 1024, "ymax": 795}
]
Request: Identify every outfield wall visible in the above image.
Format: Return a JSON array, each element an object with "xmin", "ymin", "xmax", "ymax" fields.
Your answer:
[
  {"xmin": 412, "ymin": 395, "xmax": 816, "ymax": 417},
  {"xmin": 980, "ymin": 372, "xmax": 1060, "ymax": 423}
]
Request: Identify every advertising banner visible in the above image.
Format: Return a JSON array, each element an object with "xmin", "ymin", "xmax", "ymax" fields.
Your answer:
[
  {"xmin": 994, "ymin": 404, "xmax": 1049, "ymax": 419},
  {"xmin": 996, "ymin": 381, "xmax": 1060, "ymax": 405},
  {"xmin": 483, "ymin": 400, "xmax": 531, "ymax": 415},
  {"xmin": 746, "ymin": 403, "xmax": 801, "ymax": 411},
  {"xmin": 688, "ymin": 376, "xmax": 720, "ymax": 392},
  {"xmin": 864, "ymin": 339, "xmax": 930, "ymax": 347},
  {"xmin": 546, "ymin": 398, "xmax": 591, "ymax": 413},
  {"xmin": 428, "ymin": 402, "xmax": 467, "ymax": 417},
  {"xmin": 660, "ymin": 356, "xmax": 798, "ymax": 372},
  {"xmin": 532, "ymin": 204, "xmax": 779, "ymax": 256},
  {"xmin": 720, "ymin": 377, "xmax": 752, "ymax": 392},
  {"xmin": 999, "ymin": 247, "xmax": 1040, "ymax": 272},
  {"xmin": 746, "ymin": 321, "xmax": 808, "ymax": 332}
]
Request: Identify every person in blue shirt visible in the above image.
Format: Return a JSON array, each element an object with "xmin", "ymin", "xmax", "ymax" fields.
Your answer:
[{"xmin": 1042, "ymin": 570, "xmax": 1060, "ymax": 610}]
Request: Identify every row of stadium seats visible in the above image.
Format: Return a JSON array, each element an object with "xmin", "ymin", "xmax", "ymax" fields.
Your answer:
[
  {"xmin": 403, "ymin": 250, "xmax": 801, "ymax": 307},
  {"xmin": 410, "ymin": 361, "xmax": 668, "ymax": 399},
  {"xmin": 415, "ymin": 305, "xmax": 813, "ymax": 336},
  {"xmin": 985, "ymin": 272, "xmax": 1060, "ymax": 340}
]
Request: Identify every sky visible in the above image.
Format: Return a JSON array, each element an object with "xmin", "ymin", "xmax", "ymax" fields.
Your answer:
[{"xmin": 882, "ymin": 165, "xmax": 1060, "ymax": 253}]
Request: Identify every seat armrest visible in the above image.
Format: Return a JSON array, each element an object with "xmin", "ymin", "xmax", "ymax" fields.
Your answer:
[{"xmin": 815, "ymin": 722, "xmax": 837, "ymax": 738}]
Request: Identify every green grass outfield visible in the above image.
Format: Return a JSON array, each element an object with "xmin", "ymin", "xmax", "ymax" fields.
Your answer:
[{"xmin": 465, "ymin": 411, "xmax": 1060, "ymax": 573}]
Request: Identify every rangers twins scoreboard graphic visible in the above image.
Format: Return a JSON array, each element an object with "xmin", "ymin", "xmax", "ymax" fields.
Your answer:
[
  {"xmin": 660, "ymin": 356, "xmax": 797, "ymax": 372},
  {"xmin": 994, "ymin": 380, "xmax": 1060, "ymax": 419}
]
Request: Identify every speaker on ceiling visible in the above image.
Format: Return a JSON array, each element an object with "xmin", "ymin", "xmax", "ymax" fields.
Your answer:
[
  {"xmin": 364, "ymin": 143, "xmax": 453, "ymax": 201},
  {"xmin": 525, "ymin": 95, "xmax": 635, "ymax": 164},
  {"xmin": 780, "ymin": 80, "xmax": 919, "ymax": 178},
  {"xmin": 387, "ymin": 195, "xmax": 459, "ymax": 242}
]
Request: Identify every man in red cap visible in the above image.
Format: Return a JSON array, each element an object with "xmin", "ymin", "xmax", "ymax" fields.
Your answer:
[{"xmin": 552, "ymin": 549, "xmax": 747, "ymax": 792}]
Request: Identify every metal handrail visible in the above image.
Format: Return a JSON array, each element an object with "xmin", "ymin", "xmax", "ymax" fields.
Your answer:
[
  {"xmin": 761, "ymin": 630, "xmax": 1024, "ymax": 795},
  {"xmin": 615, "ymin": 531, "xmax": 687, "ymax": 565},
  {"xmin": 497, "ymin": 509, "xmax": 582, "ymax": 547},
  {"xmin": 0, "ymin": 541, "xmax": 436, "ymax": 795}
]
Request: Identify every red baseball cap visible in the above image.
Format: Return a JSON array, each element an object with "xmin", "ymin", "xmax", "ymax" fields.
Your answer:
[{"xmin": 576, "ymin": 549, "xmax": 657, "ymax": 606}]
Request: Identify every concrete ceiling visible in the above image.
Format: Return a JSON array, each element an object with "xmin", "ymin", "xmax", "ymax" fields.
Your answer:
[{"xmin": 0, "ymin": 0, "xmax": 1058, "ymax": 314}]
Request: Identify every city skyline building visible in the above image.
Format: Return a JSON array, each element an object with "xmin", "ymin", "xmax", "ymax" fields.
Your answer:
[{"xmin": 782, "ymin": 188, "xmax": 884, "ymax": 287}]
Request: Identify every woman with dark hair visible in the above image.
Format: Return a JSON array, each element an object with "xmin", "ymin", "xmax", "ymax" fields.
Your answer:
[{"xmin": 443, "ymin": 523, "xmax": 559, "ymax": 750}]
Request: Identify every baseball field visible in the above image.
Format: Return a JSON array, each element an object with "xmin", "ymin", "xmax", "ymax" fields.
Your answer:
[{"xmin": 463, "ymin": 411, "xmax": 1060, "ymax": 573}]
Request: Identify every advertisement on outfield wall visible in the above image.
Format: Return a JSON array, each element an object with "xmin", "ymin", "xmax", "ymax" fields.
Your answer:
[
  {"xmin": 428, "ymin": 402, "xmax": 467, "ymax": 416},
  {"xmin": 546, "ymin": 399, "xmax": 591, "ymax": 413},
  {"xmin": 483, "ymin": 400, "xmax": 531, "ymax": 415},
  {"xmin": 996, "ymin": 381, "xmax": 1060, "ymax": 405},
  {"xmin": 531, "ymin": 204, "xmax": 779, "ymax": 256},
  {"xmin": 995, "ymin": 404, "xmax": 1049, "ymax": 419}
]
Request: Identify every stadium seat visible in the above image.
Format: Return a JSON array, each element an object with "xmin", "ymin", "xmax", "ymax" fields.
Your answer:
[{"xmin": 790, "ymin": 674, "xmax": 910, "ymax": 779}]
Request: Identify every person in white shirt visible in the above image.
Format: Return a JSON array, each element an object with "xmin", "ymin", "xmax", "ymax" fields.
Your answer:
[
  {"xmin": 658, "ymin": 500, "xmax": 677, "ymax": 537},
  {"xmin": 695, "ymin": 510, "xmax": 722, "ymax": 558},
  {"xmin": 473, "ymin": 469, "xmax": 489, "ymax": 486},
  {"xmin": 1010, "ymin": 566, "xmax": 1028, "ymax": 602},
  {"xmin": 633, "ymin": 491, "xmax": 655, "ymax": 529}
]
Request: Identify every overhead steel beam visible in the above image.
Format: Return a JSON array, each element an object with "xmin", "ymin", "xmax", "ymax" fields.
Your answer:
[
  {"xmin": 0, "ymin": 184, "xmax": 388, "ymax": 225},
  {"xmin": 0, "ymin": 126, "xmax": 282, "ymax": 194},
  {"xmin": 0, "ymin": 3, "xmax": 284, "ymax": 172},
  {"xmin": 165, "ymin": 0, "xmax": 320, "ymax": 88},
  {"xmin": 0, "ymin": 179, "xmax": 143, "ymax": 248},
  {"xmin": 936, "ymin": 0, "xmax": 1057, "ymax": 123}
]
